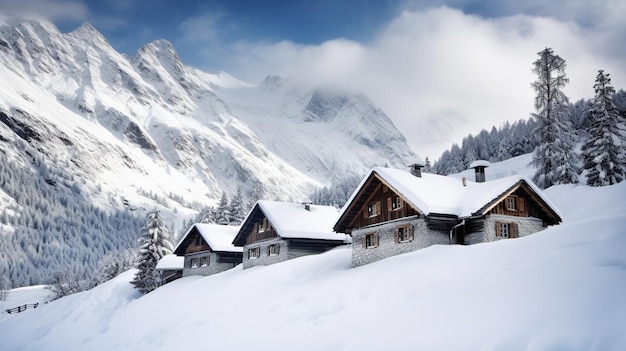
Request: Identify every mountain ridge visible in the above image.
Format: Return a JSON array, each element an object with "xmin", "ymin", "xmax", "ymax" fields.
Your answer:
[{"xmin": 0, "ymin": 17, "xmax": 418, "ymax": 286}]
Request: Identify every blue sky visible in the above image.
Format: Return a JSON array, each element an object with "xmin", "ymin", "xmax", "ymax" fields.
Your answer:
[{"xmin": 2, "ymin": 0, "xmax": 626, "ymax": 158}]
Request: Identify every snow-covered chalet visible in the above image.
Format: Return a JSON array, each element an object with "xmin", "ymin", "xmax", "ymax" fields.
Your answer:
[
  {"xmin": 333, "ymin": 161, "xmax": 562, "ymax": 267},
  {"xmin": 232, "ymin": 201, "xmax": 351, "ymax": 269},
  {"xmin": 173, "ymin": 223, "xmax": 243, "ymax": 277}
]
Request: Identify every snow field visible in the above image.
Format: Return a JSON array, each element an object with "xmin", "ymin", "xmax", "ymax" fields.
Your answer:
[{"xmin": 1, "ymin": 181, "xmax": 625, "ymax": 350}]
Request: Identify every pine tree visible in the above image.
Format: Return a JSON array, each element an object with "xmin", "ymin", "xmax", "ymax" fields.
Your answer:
[
  {"xmin": 131, "ymin": 211, "xmax": 174, "ymax": 294},
  {"xmin": 215, "ymin": 192, "xmax": 231, "ymax": 225},
  {"xmin": 229, "ymin": 188, "xmax": 247, "ymax": 224},
  {"xmin": 582, "ymin": 70, "xmax": 626, "ymax": 186},
  {"xmin": 530, "ymin": 47, "xmax": 580, "ymax": 188},
  {"xmin": 424, "ymin": 157, "xmax": 432, "ymax": 173}
]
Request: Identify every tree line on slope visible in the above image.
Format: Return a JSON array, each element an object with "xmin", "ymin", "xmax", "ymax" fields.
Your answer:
[
  {"xmin": 0, "ymin": 140, "xmax": 144, "ymax": 289},
  {"xmin": 177, "ymin": 190, "xmax": 249, "ymax": 239},
  {"xmin": 433, "ymin": 48, "xmax": 626, "ymax": 188}
]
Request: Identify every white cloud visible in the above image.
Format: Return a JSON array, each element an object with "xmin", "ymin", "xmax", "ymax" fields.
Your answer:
[
  {"xmin": 218, "ymin": 5, "xmax": 625, "ymax": 160},
  {"xmin": 0, "ymin": 0, "xmax": 88, "ymax": 21},
  {"xmin": 180, "ymin": 12, "xmax": 223, "ymax": 45}
]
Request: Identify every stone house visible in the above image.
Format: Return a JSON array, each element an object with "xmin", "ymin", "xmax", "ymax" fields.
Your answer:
[
  {"xmin": 333, "ymin": 162, "xmax": 562, "ymax": 267},
  {"xmin": 173, "ymin": 223, "xmax": 243, "ymax": 277},
  {"xmin": 232, "ymin": 200, "xmax": 350, "ymax": 269},
  {"xmin": 155, "ymin": 254, "xmax": 184, "ymax": 284}
]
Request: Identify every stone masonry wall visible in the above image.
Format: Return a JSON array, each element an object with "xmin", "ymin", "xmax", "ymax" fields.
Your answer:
[
  {"xmin": 351, "ymin": 217, "xmax": 449, "ymax": 267},
  {"xmin": 483, "ymin": 214, "xmax": 545, "ymax": 242},
  {"xmin": 465, "ymin": 215, "xmax": 546, "ymax": 244},
  {"xmin": 242, "ymin": 238, "xmax": 288, "ymax": 269},
  {"xmin": 182, "ymin": 251, "xmax": 237, "ymax": 277}
]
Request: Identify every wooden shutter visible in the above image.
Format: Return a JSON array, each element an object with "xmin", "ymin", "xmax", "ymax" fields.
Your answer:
[
  {"xmin": 510, "ymin": 222, "xmax": 519, "ymax": 238},
  {"xmin": 409, "ymin": 225, "xmax": 414, "ymax": 241},
  {"xmin": 394, "ymin": 229, "xmax": 399, "ymax": 243},
  {"xmin": 374, "ymin": 234, "xmax": 379, "ymax": 247},
  {"xmin": 387, "ymin": 197, "xmax": 392, "ymax": 212},
  {"xmin": 362, "ymin": 235, "xmax": 367, "ymax": 248},
  {"xmin": 518, "ymin": 197, "xmax": 526, "ymax": 216},
  {"xmin": 495, "ymin": 221, "xmax": 502, "ymax": 238}
]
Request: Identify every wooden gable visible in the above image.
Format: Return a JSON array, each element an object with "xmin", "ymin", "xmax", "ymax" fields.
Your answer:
[
  {"xmin": 478, "ymin": 181, "xmax": 561, "ymax": 225},
  {"xmin": 232, "ymin": 204, "xmax": 278, "ymax": 247},
  {"xmin": 173, "ymin": 227, "xmax": 211, "ymax": 255},
  {"xmin": 245, "ymin": 215, "xmax": 278, "ymax": 244},
  {"xmin": 334, "ymin": 172, "xmax": 420, "ymax": 233}
]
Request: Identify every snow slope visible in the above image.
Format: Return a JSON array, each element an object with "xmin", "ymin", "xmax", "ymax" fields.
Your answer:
[
  {"xmin": 1, "ymin": 171, "xmax": 624, "ymax": 350},
  {"xmin": 0, "ymin": 285, "xmax": 55, "ymax": 322}
]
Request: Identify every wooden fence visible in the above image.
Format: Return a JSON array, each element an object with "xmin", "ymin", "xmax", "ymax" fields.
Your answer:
[{"xmin": 5, "ymin": 303, "xmax": 39, "ymax": 314}]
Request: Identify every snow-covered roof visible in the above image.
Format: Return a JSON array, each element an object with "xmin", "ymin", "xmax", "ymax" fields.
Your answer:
[
  {"xmin": 257, "ymin": 201, "xmax": 348, "ymax": 240},
  {"xmin": 156, "ymin": 254, "xmax": 184, "ymax": 270},
  {"xmin": 233, "ymin": 201, "xmax": 350, "ymax": 246},
  {"xmin": 174, "ymin": 223, "xmax": 243, "ymax": 253},
  {"xmin": 338, "ymin": 167, "xmax": 562, "ymax": 223}
]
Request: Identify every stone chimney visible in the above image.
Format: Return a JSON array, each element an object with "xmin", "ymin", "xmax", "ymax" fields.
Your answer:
[
  {"xmin": 469, "ymin": 160, "xmax": 490, "ymax": 183},
  {"xmin": 408, "ymin": 157, "xmax": 426, "ymax": 177}
]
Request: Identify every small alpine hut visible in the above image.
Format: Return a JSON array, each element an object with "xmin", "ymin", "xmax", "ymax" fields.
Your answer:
[
  {"xmin": 232, "ymin": 200, "xmax": 351, "ymax": 269},
  {"xmin": 173, "ymin": 223, "xmax": 243, "ymax": 277},
  {"xmin": 334, "ymin": 162, "xmax": 562, "ymax": 267},
  {"xmin": 155, "ymin": 254, "xmax": 184, "ymax": 284}
]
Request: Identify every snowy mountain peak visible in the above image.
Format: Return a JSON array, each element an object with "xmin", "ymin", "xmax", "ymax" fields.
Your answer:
[
  {"xmin": 258, "ymin": 75, "xmax": 284, "ymax": 91},
  {"xmin": 69, "ymin": 22, "xmax": 110, "ymax": 46},
  {"xmin": 304, "ymin": 89, "xmax": 348, "ymax": 122}
]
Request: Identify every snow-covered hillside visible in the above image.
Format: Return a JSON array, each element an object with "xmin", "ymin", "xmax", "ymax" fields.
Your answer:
[{"xmin": 1, "ymin": 160, "xmax": 624, "ymax": 350}]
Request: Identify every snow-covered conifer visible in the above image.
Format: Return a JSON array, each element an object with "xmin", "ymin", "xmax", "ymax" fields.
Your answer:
[
  {"xmin": 582, "ymin": 70, "xmax": 626, "ymax": 186},
  {"xmin": 131, "ymin": 211, "xmax": 174, "ymax": 294},
  {"xmin": 424, "ymin": 157, "xmax": 432, "ymax": 173},
  {"xmin": 530, "ymin": 47, "xmax": 580, "ymax": 188},
  {"xmin": 229, "ymin": 188, "xmax": 247, "ymax": 224},
  {"xmin": 215, "ymin": 192, "xmax": 232, "ymax": 225}
]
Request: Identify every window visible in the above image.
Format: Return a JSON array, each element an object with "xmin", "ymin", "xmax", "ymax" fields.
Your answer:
[
  {"xmin": 190, "ymin": 256, "xmax": 209, "ymax": 268},
  {"xmin": 268, "ymin": 244, "xmax": 280, "ymax": 256},
  {"xmin": 506, "ymin": 196, "xmax": 517, "ymax": 211},
  {"xmin": 496, "ymin": 221, "xmax": 519, "ymax": 239},
  {"xmin": 196, "ymin": 236, "xmax": 203, "ymax": 246},
  {"xmin": 396, "ymin": 225, "xmax": 414, "ymax": 243},
  {"xmin": 257, "ymin": 218, "xmax": 268, "ymax": 233},
  {"xmin": 499, "ymin": 222, "xmax": 510, "ymax": 238},
  {"xmin": 391, "ymin": 196, "xmax": 402, "ymax": 211},
  {"xmin": 248, "ymin": 247, "xmax": 260, "ymax": 259},
  {"xmin": 367, "ymin": 202, "xmax": 379, "ymax": 217},
  {"xmin": 364, "ymin": 233, "xmax": 378, "ymax": 248}
]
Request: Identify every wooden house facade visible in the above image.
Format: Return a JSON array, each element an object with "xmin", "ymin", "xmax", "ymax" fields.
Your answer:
[
  {"xmin": 232, "ymin": 201, "xmax": 350, "ymax": 269},
  {"xmin": 173, "ymin": 223, "xmax": 243, "ymax": 277},
  {"xmin": 334, "ymin": 164, "xmax": 562, "ymax": 267}
]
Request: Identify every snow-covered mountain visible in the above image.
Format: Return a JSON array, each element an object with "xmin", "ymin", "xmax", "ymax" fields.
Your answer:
[
  {"xmin": 1, "ymin": 156, "xmax": 624, "ymax": 350},
  {"xmin": 0, "ymin": 17, "xmax": 417, "ymax": 216}
]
